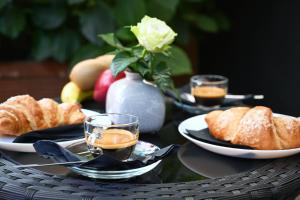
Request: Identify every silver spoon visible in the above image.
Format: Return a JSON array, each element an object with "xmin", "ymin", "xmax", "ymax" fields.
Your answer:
[
  {"xmin": 13, "ymin": 161, "xmax": 86, "ymax": 168},
  {"xmin": 180, "ymin": 92, "xmax": 264, "ymax": 104}
]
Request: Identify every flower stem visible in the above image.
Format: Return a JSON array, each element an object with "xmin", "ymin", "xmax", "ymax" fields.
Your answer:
[{"xmin": 141, "ymin": 49, "xmax": 147, "ymax": 58}]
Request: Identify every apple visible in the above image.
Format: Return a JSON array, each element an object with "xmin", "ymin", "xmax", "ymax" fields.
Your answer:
[{"xmin": 93, "ymin": 69, "xmax": 125, "ymax": 103}]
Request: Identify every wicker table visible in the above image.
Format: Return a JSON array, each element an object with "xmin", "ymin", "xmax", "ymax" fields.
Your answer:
[{"xmin": 0, "ymin": 102, "xmax": 300, "ymax": 199}]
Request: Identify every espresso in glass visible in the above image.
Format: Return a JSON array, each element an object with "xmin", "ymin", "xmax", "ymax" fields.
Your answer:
[
  {"xmin": 84, "ymin": 113, "xmax": 139, "ymax": 161},
  {"xmin": 190, "ymin": 75, "xmax": 228, "ymax": 107},
  {"xmin": 88, "ymin": 129, "xmax": 138, "ymax": 160},
  {"xmin": 192, "ymin": 86, "xmax": 226, "ymax": 107}
]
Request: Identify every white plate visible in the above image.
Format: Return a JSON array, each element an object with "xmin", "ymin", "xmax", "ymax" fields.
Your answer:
[
  {"xmin": 178, "ymin": 114, "xmax": 300, "ymax": 159},
  {"xmin": 0, "ymin": 109, "xmax": 100, "ymax": 152}
]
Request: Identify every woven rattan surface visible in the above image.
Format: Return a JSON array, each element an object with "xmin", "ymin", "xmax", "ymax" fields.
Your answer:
[{"xmin": 0, "ymin": 152, "xmax": 300, "ymax": 200}]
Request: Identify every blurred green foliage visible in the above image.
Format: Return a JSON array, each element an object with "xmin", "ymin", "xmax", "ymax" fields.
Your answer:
[{"xmin": 0, "ymin": 0, "xmax": 229, "ymax": 75}]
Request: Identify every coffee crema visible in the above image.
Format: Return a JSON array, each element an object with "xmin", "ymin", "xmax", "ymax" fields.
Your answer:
[
  {"xmin": 87, "ymin": 128, "xmax": 138, "ymax": 160},
  {"xmin": 191, "ymin": 86, "xmax": 226, "ymax": 107}
]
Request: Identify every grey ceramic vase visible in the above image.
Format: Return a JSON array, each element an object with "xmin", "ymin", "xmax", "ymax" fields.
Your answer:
[{"xmin": 106, "ymin": 71, "xmax": 166, "ymax": 133}]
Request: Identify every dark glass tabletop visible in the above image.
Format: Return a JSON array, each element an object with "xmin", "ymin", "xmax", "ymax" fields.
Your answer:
[{"xmin": 2, "ymin": 100, "xmax": 270, "ymax": 184}]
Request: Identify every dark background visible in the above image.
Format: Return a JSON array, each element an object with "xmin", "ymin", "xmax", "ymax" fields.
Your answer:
[
  {"xmin": 1, "ymin": 0, "xmax": 300, "ymax": 116},
  {"xmin": 198, "ymin": 0, "xmax": 300, "ymax": 116}
]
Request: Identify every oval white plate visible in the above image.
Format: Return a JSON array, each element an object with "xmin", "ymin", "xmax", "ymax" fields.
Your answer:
[
  {"xmin": 0, "ymin": 109, "xmax": 100, "ymax": 152},
  {"xmin": 178, "ymin": 114, "xmax": 300, "ymax": 159}
]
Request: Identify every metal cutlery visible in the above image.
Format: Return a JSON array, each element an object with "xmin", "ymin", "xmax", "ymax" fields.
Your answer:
[
  {"xmin": 13, "ymin": 161, "xmax": 86, "ymax": 168},
  {"xmin": 180, "ymin": 92, "xmax": 264, "ymax": 104}
]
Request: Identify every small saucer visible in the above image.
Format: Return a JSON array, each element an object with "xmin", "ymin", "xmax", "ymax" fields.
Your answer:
[
  {"xmin": 165, "ymin": 85, "xmax": 260, "ymax": 114},
  {"xmin": 165, "ymin": 86, "xmax": 233, "ymax": 114},
  {"xmin": 173, "ymin": 100, "xmax": 226, "ymax": 114},
  {"xmin": 67, "ymin": 141, "xmax": 161, "ymax": 179}
]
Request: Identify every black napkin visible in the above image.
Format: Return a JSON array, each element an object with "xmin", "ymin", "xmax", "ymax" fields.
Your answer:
[
  {"xmin": 186, "ymin": 128, "xmax": 252, "ymax": 149},
  {"xmin": 33, "ymin": 140, "xmax": 179, "ymax": 170},
  {"xmin": 13, "ymin": 124, "xmax": 84, "ymax": 143}
]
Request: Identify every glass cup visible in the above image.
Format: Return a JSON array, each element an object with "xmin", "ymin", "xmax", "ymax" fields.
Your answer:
[
  {"xmin": 190, "ymin": 74, "xmax": 228, "ymax": 108},
  {"xmin": 84, "ymin": 113, "xmax": 139, "ymax": 161}
]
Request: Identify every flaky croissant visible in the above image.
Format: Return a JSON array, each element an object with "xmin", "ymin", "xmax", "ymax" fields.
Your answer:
[
  {"xmin": 0, "ymin": 95, "xmax": 85, "ymax": 136},
  {"xmin": 205, "ymin": 106, "xmax": 300, "ymax": 150}
]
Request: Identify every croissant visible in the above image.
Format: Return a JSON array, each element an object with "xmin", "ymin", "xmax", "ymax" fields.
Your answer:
[
  {"xmin": 205, "ymin": 106, "xmax": 300, "ymax": 150},
  {"xmin": 0, "ymin": 95, "xmax": 85, "ymax": 136}
]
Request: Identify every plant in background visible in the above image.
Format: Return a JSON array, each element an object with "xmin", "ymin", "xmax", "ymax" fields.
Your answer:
[{"xmin": 0, "ymin": 0, "xmax": 229, "ymax": 77}]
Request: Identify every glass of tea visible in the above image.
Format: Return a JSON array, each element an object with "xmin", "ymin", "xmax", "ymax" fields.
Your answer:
[
  {"xmin": 84, "ymin": 113, "xmax": 139, "ymax": 161},
  {"xmin": 190, "ymin": 74, "xmax": 228, "ymax": 108}
]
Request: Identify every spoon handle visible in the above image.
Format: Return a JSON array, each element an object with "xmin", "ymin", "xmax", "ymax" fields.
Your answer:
[{"xmin": 14, "ymin": 161, "xmax": 86, "ymax": 168}]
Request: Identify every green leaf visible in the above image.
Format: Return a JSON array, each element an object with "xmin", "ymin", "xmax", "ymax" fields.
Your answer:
[
  {"xmin": 0, "ymin": 6, "xmax": 26, "ymax": 39},
  {"xmin": 152, "ymin": 46, "xmax": 192, "ymax": 76},
  {"xmin": 31, "ymin": 29, "xmax": 81, "ymax": 62},
  {"xmin": 79, "ymin": 2, "xmax": 114, "ymax": 45},
  {"xmin": 168, "ymin": 47, "xmax": 192, "ymax": 75},
  {"xmin": 70, "ymin": 44, "xmax": 113, "ymax": 68},
  {"xmin": 0, "ymin": 0, "xmax": 9, "ymax": 10},
  {"xmin": 132, "ymin": 46, "xmax": 144, "ymax": 58},
  {"xmin": 116, "ymin": 27, "xmax": 136, "ymax": 42},
  {"xmin": 111, "ymin": 52, "xmax": 138, "ymax": 76},
  {"xmin": 67, "ymin": 0, "xmax": 86, "ymax": 5},
  {"xmin": 153, "ymin": 62, "xmax": 174, "ymax": 92},
  {"xmin": 215, "ymin": 14, "xmax": 230, "ymax": 31},
  {"xmin": 154, "ymin": 61, "xmax": 172, "ymax": 76},
  {"xmin": 146, "ymin": 0, "xmax": 179, "ymax": 22},
  {"xmin": 131, "ymin": 62, "xmax": 151, "ymax": 79},
  {"xmin": 99, "ymin": 33, "xmax": 124, "ymax": 49},
  {"xmin": 51, "ymin": 29, "xmax": 81, "ymax": 62},
  {"xmin": 31, "ymin": 31, "xmax": 53, "ymax": 60},
  {"xmin": 31, "ymin": 3, "xmax": 66, "ymax": 30},
  {"xmin": 196, "ymin": 15, "xmax": 219, "ymax": 32},
  {"xmin": 114, "ymin": 0, "xmax": 146, "ymax": 26}
]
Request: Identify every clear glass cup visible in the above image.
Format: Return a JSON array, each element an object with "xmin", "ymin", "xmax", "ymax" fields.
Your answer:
[
  {"xmin": 84, "ymin": 113, "xmax": 139, "ymax": 161},
  {"xmin": 190, "ymin": 74, "xmax": 228, "ymax": 108}
]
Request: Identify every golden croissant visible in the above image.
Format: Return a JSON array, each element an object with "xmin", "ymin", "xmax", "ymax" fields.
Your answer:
[
  {"xmin": 0, "ymin": 95, "xmax": 85, "ymax": 136},
  {"xmin": 205, "ymin": 106, "xmax": 300, "ymax": 150}
]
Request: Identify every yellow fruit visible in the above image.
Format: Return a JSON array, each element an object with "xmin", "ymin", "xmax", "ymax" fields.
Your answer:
[
  {"xmin": 61, "ymin": 82, "xmax": 93, "ymax": 103},
  {"xmin": 69, "ymin": 54, "xmax": 114, "ymax": 90}
]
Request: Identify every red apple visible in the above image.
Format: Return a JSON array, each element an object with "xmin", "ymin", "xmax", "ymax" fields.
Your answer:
[{"xmin": 93, "ymin": 69, "xmax": 125, "ymax": 103}]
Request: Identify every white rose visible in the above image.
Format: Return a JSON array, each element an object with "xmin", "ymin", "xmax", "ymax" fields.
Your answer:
[{"xmin": 131, "ymin": 16, "xmax": 177, "ymax": 53}]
